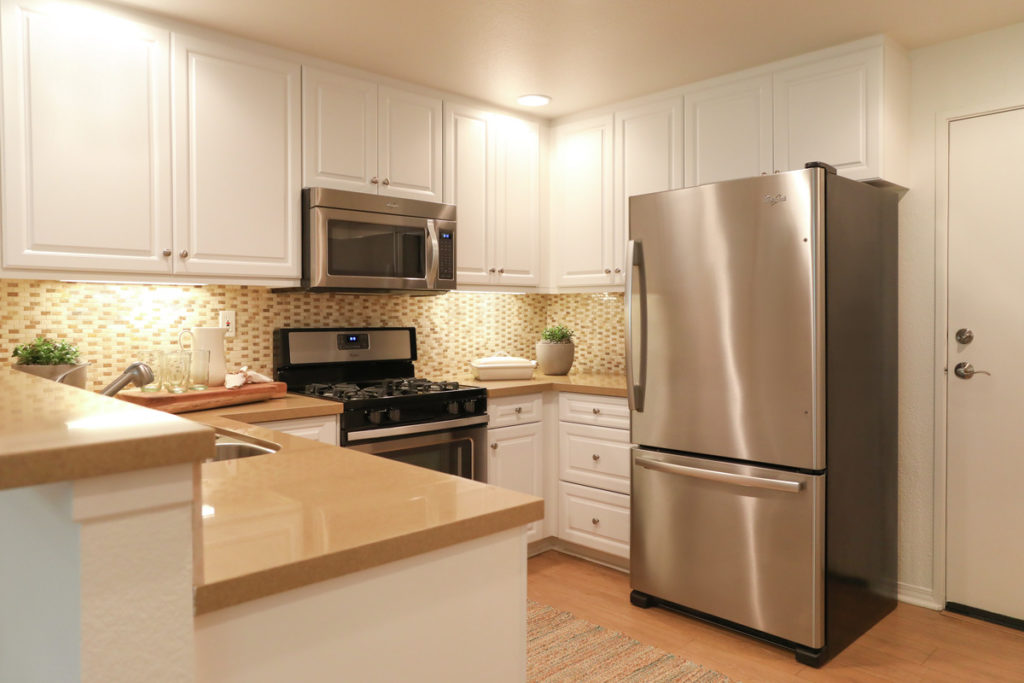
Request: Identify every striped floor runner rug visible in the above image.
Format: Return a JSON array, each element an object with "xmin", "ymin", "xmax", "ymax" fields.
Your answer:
[{"xmin": 527, "ymin": 601, "xmax": 733, "ymax": 682}]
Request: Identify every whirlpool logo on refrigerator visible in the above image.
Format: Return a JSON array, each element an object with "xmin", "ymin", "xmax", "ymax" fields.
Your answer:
[{"xmin": 763, "ymin": 193, "xmax": 787, "ymax": 206}]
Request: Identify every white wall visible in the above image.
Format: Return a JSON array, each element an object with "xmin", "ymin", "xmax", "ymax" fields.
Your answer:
[{"xmin": 898, "ymin": 21, "xmax": 1024, "ymax": 606}]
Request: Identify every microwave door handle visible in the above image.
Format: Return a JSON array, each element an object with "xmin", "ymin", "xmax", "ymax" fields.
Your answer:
[{"xmin": 425, "ymin": 219, "xmax": 440, "ymax": 287}]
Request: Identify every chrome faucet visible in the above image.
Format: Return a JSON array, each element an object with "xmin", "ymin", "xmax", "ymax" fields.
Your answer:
[{"xmin": 98, "ymin": 362, "xmax": 155, "ymax": 396}]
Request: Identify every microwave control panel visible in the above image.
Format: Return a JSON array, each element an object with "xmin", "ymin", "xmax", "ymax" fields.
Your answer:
[{"xmin": 438, "ymin": 229, "xmax": 454, "ymax": 281}]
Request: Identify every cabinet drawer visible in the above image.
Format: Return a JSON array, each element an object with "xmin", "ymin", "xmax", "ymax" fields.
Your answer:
[
  {"xmin": 558, "ymin": 481, "xmax": 630, "ymax": 559},
  {"xmin": 488, "ymin": 394, "xmax": 543, "ymax": 428},
  {"xmin": 253, "ymin": 415, "xmax": 339, "ymax": 445},
  {"xmin": 559, "ymin": 422, "xmax": 631, "ymax": 494},
  {"xmin": 558, "ymin": 393, "xmax": 629, "ymax": 429}
]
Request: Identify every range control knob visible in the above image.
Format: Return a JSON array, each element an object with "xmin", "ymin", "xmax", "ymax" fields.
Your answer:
[
  {"xmin": 446, "ymin": 401, "xmax": 460, "ymax": 415},
  {"xmin": 387, "ymin": 407, "xmax": 401, "ymax": 422},
  {"xmin": 463, "ymin": 400, "xmax": 477, "ymax": 414}
]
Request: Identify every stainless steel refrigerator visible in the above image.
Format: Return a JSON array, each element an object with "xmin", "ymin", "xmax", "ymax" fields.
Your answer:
[{"xmin": 626, "ymin": 163, "xmax": 898, "ymax": 667}]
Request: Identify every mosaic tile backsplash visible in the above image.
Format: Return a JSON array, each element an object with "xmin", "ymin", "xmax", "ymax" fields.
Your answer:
[{"xmin": 0, "ymin": 279, "xmax": 625, "ymax": 390}]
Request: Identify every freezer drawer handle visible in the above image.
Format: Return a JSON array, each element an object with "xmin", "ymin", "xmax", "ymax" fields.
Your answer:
[{"xmin": 635, "ymin": 456, "xmax": 804, "ymax": 493}]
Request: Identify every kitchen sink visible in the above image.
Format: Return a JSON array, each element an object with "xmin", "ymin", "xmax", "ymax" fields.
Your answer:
[{"xmin": 208, "ymin": 432, "xmax": 280, "ymax": 462}]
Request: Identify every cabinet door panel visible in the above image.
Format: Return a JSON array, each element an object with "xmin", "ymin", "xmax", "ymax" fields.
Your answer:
[
  {"xmin": 173, "ymin": 34, "xmax": 301, "ymax": 277},
  {"xmin": 615, "ymin": 98, "xmax": 682, "ymax": 281},
  {"xmin": 773, "ymin": 49, "xmax": 879, "ymax": 178},
  {"xmin": 1, "ymin": 0, "xmax": 171, "ymax": 273},
  {"xmin": 302, "ymin": 67, "xmax": 377, "ymax": 193},
  {"xmin": 685, "ymin": 75, "xmax": 772, "ymax": 186},
  {"xmin": 493, "ymin": 116, "xmax": 540, "ymax": 286},
  {"xmin": 444, "ymin": 104, "xmax": 492, "ymax": 285},
  {"xmin": 487, "ymin": 423, "xmax": 544, "ymax": 543},
  {"xmin": 379, "ymin": 86, "xmax": 442, "ymax": 201},
  {"xmin": 553, "ymin": 116, "xmax": 614, "ymax": 287}
]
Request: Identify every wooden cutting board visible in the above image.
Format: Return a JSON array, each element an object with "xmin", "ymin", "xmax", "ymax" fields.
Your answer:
[{"xmin": 117, "ymin": 382, "xmax": 288, "ymax": 414}]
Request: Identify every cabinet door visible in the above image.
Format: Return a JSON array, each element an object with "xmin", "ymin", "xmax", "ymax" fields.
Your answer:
[
  {"xmin": 254, "ymin": 415, "xmax": 339, "ymax": 446},
  {"xmin": 487, "ymin": 423, "xmax": 544, "ymax": 544},
  {"xmin": 773, "ymin": 48, "xmax": 880, "ymax": 179},
  {"xmin": 443, "ymin": 103, "xmax": 493, "ymax": 285},
  {"xmin": 172, "ymin": 34, "xmax": 301, "ymax": 278},
  {"xmin": 302, "ymin": 66, "xmax": 378, "ymax": 193},
  {"xmin": 684, "ymin": 75, "xmax": 772, "ymax": 186},
  {"xmin": 493, "ymin": 116, "xmax": 540, "ymax": 286},
  {"xmin": 552, "ymin": 115, "xmax": 615, "ymax": 287},
  {"xmin": 1, "ymin": 0, "xmax": 172, "ymax": 274},
  {"xmin": 614, "ymin": 97, "xmax": 683, "ymax": 282},
  {"xmin": 379, "ymin": 86, "xmax": 442, "ymax": 202}
]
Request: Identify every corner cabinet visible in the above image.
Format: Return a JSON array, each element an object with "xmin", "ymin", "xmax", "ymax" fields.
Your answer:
[
  {"xmin": 303, "ymin": 66, "xmax": 442, "ymax": 202},
  {"xmin": 444, "ymin": 103, "xmax": 540, "ymax": 287},
  {"xmin": 171, "ymin": 33, "xmax": 302, "ymax": 278},
  {"xmin": 0, "ymin": 0, "xmax": 173, "ymax": 274}
]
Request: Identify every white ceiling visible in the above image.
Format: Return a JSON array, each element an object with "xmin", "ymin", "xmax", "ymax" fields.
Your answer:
[{"xmin": 114, "ymin": 0, "xmax": 1024, "ymax": 118}]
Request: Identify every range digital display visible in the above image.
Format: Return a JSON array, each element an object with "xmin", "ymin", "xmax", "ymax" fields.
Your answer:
[{"xmin": 338, "ymin": 333, "xmax": 369, "ymax": 350}]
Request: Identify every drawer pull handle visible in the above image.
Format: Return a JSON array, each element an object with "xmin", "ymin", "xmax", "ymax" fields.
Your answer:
[
  {"xmin": 592, "ymin": 408, "xmax": 601, "ymax": 414},
  {"xmin": 592, "ymin": 517, "xmax": 600, "ymax": 525},
  {"xmin": 592, "ymin": 454, "xmax": 601, "ymax": 461},
  {"xmin": 515, "ymin": 406, "xmax": 522, "ymax": 414}
]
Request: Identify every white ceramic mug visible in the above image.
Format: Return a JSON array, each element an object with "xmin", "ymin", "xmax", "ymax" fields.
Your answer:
[{"xmin": 178, "ymin": 326, "xmax": 228, "ymax": 387}]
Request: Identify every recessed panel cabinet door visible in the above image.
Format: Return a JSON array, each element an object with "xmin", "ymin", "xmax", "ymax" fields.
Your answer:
[
  {"xmin": 379, "ymin": 86, "xmax": 442, "ymax": 202},
  {"xmin": 1, "ymin": 0, "xmax": 172, "ymax": 273},
  {"xmin": 301, "ymin": 66, "xmax": 378, "ymax": 193},
  {"xmin": 172, "ymin": 33, "xmax": 301, "ymax": 278},
  {"xmin": 493, "ymin": 116, "xmax": 540, "ymax": 286},
  {"xmin": 443, "ymin": 103, "xmax": 492, "ymax": 285},
  {"xmin": 487, "ymin": 423, "xmax": 544, "ymax": 543}
]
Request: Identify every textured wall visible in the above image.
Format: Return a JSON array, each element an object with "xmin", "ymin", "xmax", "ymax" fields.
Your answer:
[{"xmin": 0, "ymin": 279, "xmax": 624, "ymax": 389}]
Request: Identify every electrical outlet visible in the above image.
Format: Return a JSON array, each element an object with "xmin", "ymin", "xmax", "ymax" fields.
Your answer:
[{"xmin": 219, "ymin": 310, "xmax": 236, "ymax": 338}]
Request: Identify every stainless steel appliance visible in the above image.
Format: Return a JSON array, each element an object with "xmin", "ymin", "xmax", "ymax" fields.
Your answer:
[
  {"xmin": 301, "ymin": 188, "xmax": 456, "ymax": 293},
  {"xmin": 274, "ymin": 327, "xmax": 487, "ymax": 480},
  {"xmin": 626, "ymin": 163, "xmax": 898, "ymax": 667}
]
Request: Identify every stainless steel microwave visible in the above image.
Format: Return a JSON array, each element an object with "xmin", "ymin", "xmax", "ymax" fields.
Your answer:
[{"xmin": 302, "ymin": 188, "xmax": 456, "ymax": 293}]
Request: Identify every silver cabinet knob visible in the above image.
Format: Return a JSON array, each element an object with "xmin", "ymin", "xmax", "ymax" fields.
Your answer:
[
  {"xmin": 179, "ymin": 249, "xmax": 189, "ymax": 258},
  {"xmin": 604, "ymin": 268, "xmax": 612, "ymax": 274},
  {"xmin": 592, "ymin": 453, "xmax": 600, "ymax": 461},
  {"xmin": 614, "ymin": 267, "xmax": 622, "ymax": 273},
  {"xmin": 382, "ymin": 177, "xmax": 390, "ymax": 186},
  {"xmin": 955, "ymin": 328, "xmax": 974, "ymax": 345},
  {"xmin": 489, "ymin": 267, "xmax": 496, "ymax": 273},
  {"xmin": 370, "ymin": 177, "xmax": 379, "ymax": 184},
  {"xmin": 954, "ymin": 362, "xmax": 991, "ymax": 379},
  {"xmin": 592, "ymin": 408, "xmax": 601, "ymax": 414},
  {"xmin": 162, "ymin": 249, "xmax": 172, "ymax": 257},
  {"xmin": 514, "ymin": 406, "xmax": 522, "ymax": 414},
  {"xmin": 591, "ymin": 517, "xmax": 600, "ymax": 525},
  {"xmin": 490, "ymin": 442, "xmax": 499, "ymax": 450},
  {"xmin": 774, "ymin": 169, "xmax": 781, "ymax": 174},
  {"xmin": 498, "ymin": 268, "xmax": 505, "ymax": 274}
]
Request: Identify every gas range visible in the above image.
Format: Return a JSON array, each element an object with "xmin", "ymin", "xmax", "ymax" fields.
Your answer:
[{"xmin": 274, "ymin": 327, "xmax": 488, "ymax": 447}]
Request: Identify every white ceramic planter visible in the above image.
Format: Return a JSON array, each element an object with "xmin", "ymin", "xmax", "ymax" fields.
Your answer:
[
  {"xmin": 12, "ymin": 362, "xmax": 88, "ymax": 388},
  {"xmin": 536, "ymin": 341, "xmax": 575, "ymax": 375}
]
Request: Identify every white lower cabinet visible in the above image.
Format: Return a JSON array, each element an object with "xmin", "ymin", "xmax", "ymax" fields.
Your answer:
[
  {"xmin": 558, "ymin": 481, "xmax": 630, "ymax": 559},
  {"xmin": 486, "ymin": 421, "xmax": 545, "ymax": 544},
  {"xmin": 558, "ymin": 422, "xmax": 631, "ymax": 494},
  {"xmin": 253, "ymin": 415, "xmax": 339, "ymax": 446}
]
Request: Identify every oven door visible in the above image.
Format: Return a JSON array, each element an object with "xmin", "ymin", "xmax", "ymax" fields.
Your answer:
[
  {"xmin": 346, "ymin": 422, "xmax": 487, "ymax": 481},
  {"xmin": 307, "ymin": 206, "xmax": 454, "ymax": 291}
]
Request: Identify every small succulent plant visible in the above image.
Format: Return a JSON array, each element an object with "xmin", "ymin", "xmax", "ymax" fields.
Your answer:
[
  {"xmin": 541, "ymin": 325, "xmax": 575, "ymax": 344},
  {"xmin": 12, "ymin": 336, "xmax": 81, "ymax": 365}
]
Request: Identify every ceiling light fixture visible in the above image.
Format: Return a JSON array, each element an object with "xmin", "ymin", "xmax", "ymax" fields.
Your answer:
[{"xmin": 517, "ymin": 94, "xmax": 551, "ymax": 107}]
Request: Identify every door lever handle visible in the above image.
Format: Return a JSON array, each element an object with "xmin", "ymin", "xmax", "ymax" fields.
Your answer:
[{"xmin": 954, "ymin": 362, "xmax": 991, "ymax": 379}]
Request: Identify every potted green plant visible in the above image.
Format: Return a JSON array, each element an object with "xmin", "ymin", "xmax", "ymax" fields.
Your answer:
[
  {"xmin": 11, "ymin": 336, "xmax": 88, "ymax": 388},
  {"xmin": 536, "ymin": 325, "xmax": 575, "ymax": 375}
]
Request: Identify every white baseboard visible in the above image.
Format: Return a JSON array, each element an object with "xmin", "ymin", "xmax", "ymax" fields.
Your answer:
[{"xmin": 898, "ymin": 581, "xmax": 943, "ymax": 610}]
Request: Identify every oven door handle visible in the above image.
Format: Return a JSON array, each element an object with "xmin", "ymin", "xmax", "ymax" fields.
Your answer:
[{"xmin": 346, "ymin": 414, "xmax": 489, "ymax": 442}]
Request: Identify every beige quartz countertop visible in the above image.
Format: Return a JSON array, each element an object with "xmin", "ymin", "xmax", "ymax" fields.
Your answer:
[
  {"xmin": 455, "ymin": 373, "xmax": 627, "ymax": 398},
  {"xmin": 0, "ymin": 367, "xmax": 212, "ymax": 490},
  {"xmin": 184, "ymin": 396, "xmax": 542, "ymax": 614}
]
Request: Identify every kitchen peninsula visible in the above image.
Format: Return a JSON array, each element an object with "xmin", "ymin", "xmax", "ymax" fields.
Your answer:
[{"xmin": 0, "ymin": 368, "xmax": 542, "ymax": 683}]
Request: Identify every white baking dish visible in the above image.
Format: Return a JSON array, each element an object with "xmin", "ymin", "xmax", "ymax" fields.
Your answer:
[{"xmin": 470, "ymin": 356, "xmax": 537, "ymax": 380}]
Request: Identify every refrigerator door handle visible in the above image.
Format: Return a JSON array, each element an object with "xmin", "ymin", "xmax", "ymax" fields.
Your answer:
[
  {"xmin": 635, "ymin": 455, "xmax": 804, "ymax": 493},
  {"xmin": 625, "ymin": 239, "xmax": 647, "ymax": 412}
]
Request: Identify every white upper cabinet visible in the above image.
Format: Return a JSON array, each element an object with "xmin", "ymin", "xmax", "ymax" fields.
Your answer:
[
  {"xmin": 1, "ymin": 0, "xmax": 172, "ymax": 273},
  {"xmin": 614, "ymin": 97, "xmax": 683, "ymax": 283},
  {"xmin": 302, "ymin": 68, "xmax": 378, "ymax": 194},
  {"xmin": 172, "ymin": 33, "xmax": 301, "ymax": 278},
  {"xmin": 684, "ymin": 75, "xmax": 772, "ymax": 186},
  {"xmin": 551, "ymin": 114, "xmax": 615, "ymax": 287},
  {"xmin": 303, "ymin": 69, "xmax": 442, "ymax": 202},
  {"xmin": 444, "ymin": 103, "xmax": 539, "ymax": 287}
]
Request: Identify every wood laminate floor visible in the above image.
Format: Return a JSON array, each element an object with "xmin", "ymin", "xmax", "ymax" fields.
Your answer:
[{"xmin": 527, "ymin": 551, "xmax": 1024, "ymax": 682}]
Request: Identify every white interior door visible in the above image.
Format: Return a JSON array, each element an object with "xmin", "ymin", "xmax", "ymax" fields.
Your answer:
[{"xmin": 946, "ymin": 106, "xmax": 1024, "ymax": 622}]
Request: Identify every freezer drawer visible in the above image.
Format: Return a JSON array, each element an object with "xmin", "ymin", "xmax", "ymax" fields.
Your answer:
[{"xmin": 630, "ymin": 448, "xmax": 825, "ymax": 648}]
